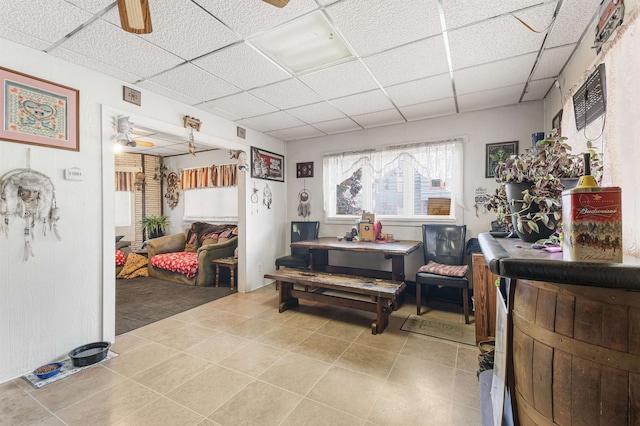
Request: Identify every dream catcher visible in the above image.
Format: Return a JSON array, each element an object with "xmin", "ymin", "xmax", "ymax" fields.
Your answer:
[
  {"xmin": 297, "ymin": 184, "xmax": 311, "ymax": 218},
  {"xmin": 0, "ymin": 150, "xmax": 61, "ymax": 261},
  {"xmin": 165, "ymin": 171, "xmax": 180, "ymax": 209},
  {"xmin": 263, "ymin": 183, "xmax": 272, "ymax": 209},
  {"xmin": 250, "ymin": 182, "xmax": 259, "ymax": 214}
]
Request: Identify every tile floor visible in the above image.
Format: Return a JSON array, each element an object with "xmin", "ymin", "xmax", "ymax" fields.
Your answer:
[{"xmin": 1, "ymin": 285, "xmax": 481, "ymax": 425}]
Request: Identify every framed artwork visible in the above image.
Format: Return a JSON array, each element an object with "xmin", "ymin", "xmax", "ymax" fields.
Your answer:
[
  {"xmin": 486, "ymin": 141, "xmax": 518, "ymax": 178},
  {"xmin": 552, "ymin": 109, "xmax": 563, "ymax": 135},
  {"xmin": 250, "ymin": 146, "xmax": 284, "ymax": 182},
  {"xmin": 0, "ymin": 67, "xmax": 79, "ymax": 151},
  {"xmin": 296, "ymin": 161, "xmax": 313, "ymax": 178}
]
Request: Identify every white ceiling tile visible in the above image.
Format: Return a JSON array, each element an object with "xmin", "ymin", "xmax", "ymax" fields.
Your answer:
[
  {"xmin": 385, "ymin": 74, "xmax": 453, "ymax": 107},
  {"xmin": 313, "ymin": 118, "xmax": 363, "ymax": 135},
  {"xmin": 264, "ymin": 130, "xmax": 294, "ymax": 141},
  {"xmin": 330, "ymin": 90, "xmax": 394, "ymax": 116},
  {"xmin": 285, "ymin": 102, "xmax": 345, "ymax": 123},
  {"xmin": 522, "ymin": 78, "xmax": 555, "ymax": 101},
  {"xmin": 206, "ymin": 92, "xmax": 278, "ymax": 119},
  {"xmin": 326, "ymin": 0, "xmax": 442, "ymax": 57},
  {"xmin": 147, "ymin": 63, "xmax": 240, "ymax": 102},
  {"xmin": 193, "ymin": 43, "xmax": 290, "ymax": 90},
  {"xmin": 448, "ymin": 2, "xmax": 556, "ymax": 70},
  {"xmin": 531, "ymin": 45, "xmax": 576, "ymax": 80},
  {"xmin": 249, "ymin": 79, "xmax": 323, "ymax": 110},
  {"xmin": 51, "ymin": 47, "xmax": 143, "ymax": 83},
  {"xmin": 298, "ymin": 60, "xmax": 378, "ymax": 99},
  {"xmin": 443, "ymin": 0, "xmax": 546, "ymax": 30},
  {"xmin": 351, "ymin": 109, "xmax": 405, "ymax": 129},
  {"xmin": 235, "ymin": 118, "xmax": 273, "ymax": 134},
  {"xmin": 277, "ymin": 125, "xmax": 326, "ymax": 140},
  {"xmin": 0, "ymin": 0, "xmax": 92, "ymax": 44},
  {"xmin": 58, "ymin": 19, "xmax": 184, "ymax": 78},
  {"xmin": 364, "ymin": 36, "xmax": 450, "ymax": 86},
  {"xmin": 246, "ymin": 111, "xmax": 305, "ymax": 131},
  {"xmin": 454, "ymin": 53, "xmax": 537, "ymax": 95},
  {"xmin": 66, "ymin": 0, "xmax": 113, "ymax": 13},
  {"xmin": 195, "ymin": 0, "xmax": 319, "ymax": 37},
  {"xmin": 317, "ymin": 0, "xmax": 340, "ymax": 5},
  {"xmin": 457, "ymin": 84, "xmax": 525, "ymax": 112},
  {"xmin": 399, "ymin": 98, "xmax": 457, "ymax": 122},
  {"xmin": 195, "ymin": 104, "xmax": 241, "ymax": 122},
  {"xmin": 546, "ymin": 0, "xmax": 601, "ymax": 48},
  {"xmin": 136, "ymin": 80, "xmax": 201, "ymax": 106},
  {"xmin": 0, "ymin": 27, "xmax": 51, "ymax": 51}
]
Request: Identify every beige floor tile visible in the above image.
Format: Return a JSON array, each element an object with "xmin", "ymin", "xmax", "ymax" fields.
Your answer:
[
  {"xmin": 367, "ymin": 381, "xmax": 452, "ymax": 425},
  {"xmin": 401, "ymin": 333, "xmax": 459, "ymax": 367},
  {"xmin": 111, "ymin": 333, "xmax": 151, "ymax": 355},
  {"xmin": 114, "ymin": 397, "xmax": 204, "ymax": 425},
  {"xmin": 453, "ymin": 369, "xmax": 481, "ymax": 409},
  {"xmin": 55, "ymin": 380, "xmax": 158, "ymax": 426},
  {"xmin": 153, "ymin": 324, "xmax": 219, "ymax": 351},
  {"xmin": 208, "ymin": 380, "xmax": 302, "ymax": 426},
  {"xmin": 184, "ymin": 333, "xmax": 250, "ymax": 363},
  {"xmin": 191, "ymin": 309, "xmax": 250, "ymax": 331},
  {"xmin": 132, "ymin": 353, "xmax": 212, "ymax": 395},
  {"xmin": 196, "ymin": 419, "xmax": 219, "ymax": 426},
  {"xmin": 450, "ymin": 403, "xmax": 482, "ymax": 426},
  {"xmin": 335, "ymin": 343, "xmax": 398, "ymax": 379},
  {"xmin": 131, "ymin": 318, "xmax": 189, "ymax": 341},
  {"xmin": 256, "ymin": 324, "xmax": 313, "ymax": 351},
  {"xmin": 222, "ymin": 317, "xmax": 278, "ymax": 339},
  {"xmin": 218, "ymin": 341, "xmax": 285, "ymax": 377},
  {"xmin": 307, "ymin": 366, "xmax": 385, "ymax": 419},
  {"xmin": 282, "ymin": 306, "xmax": 332, "ymax": 331},
  {"xmin": 31, "ymin": 365, "xmax": 126, "ymax": 412},
  {"xmin": 281, "ymin": 398, "xmax": 365, "ymax": 426},
  {"xmin": 457, "ymin": 344, "xmax": 482, "ymax": 373},
  {"xmin": 0, "ymin": 381, "xmax": 58, "ymax": 425},
  {"xmin": 166, "ymin": 365, "xmax": 252, "ymax": 416},
  {"xmin": 353, "ymin": 322, "xmax": 408, "ymax": 353},
  {"xmin": 252, "ymin": 306, "xmax": 300, "ymax": 324},
  {"xmin": 214, "ymin": 299, "xmax": 272, "ymax": 317},
  {"xmin": 102, "ymin": 342, "xmax": 179, "ymax": 378},
  {"xmin": 11, "ymin": 377, "xmax": 38, "ymax": 394},
  {"xmin": 315, "ymin": 318, "xmax": 367, "ymax": 341},
  {"xmin": 291, "ymin": 333, "xmax": 351, "ymax": 363},
  {"xmin": 387, "ymin": 354, "xmax": 456, "ymax": 399},
  {"xmin": 259, "ymin": 352, "xmax": 331, "ymax": 396}
]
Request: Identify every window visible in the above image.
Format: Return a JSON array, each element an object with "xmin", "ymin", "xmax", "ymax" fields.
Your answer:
[
  {"xmin": 114, "ymin": 191, "xmax": 132, "ymax": 227},
  {"xmin": 183, "ymin": 187, "xmax": 238, "ymax": 222},
  {"xmin": 323, "ymin": 137, "xmax": 464, "ymax": 221}
]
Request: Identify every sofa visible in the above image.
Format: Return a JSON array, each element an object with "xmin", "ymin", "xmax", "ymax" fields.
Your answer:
[{"xmin": 147, "ymin": 222, "xmax": 238, "ymax": 286}]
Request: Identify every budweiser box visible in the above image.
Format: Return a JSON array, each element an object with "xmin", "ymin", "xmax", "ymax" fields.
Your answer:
[{"xmin": 562, "ymin": 186, "xmax": 622, "ymax": 262}]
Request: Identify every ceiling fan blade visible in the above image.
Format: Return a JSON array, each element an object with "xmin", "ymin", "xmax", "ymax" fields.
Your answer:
[
  {"xmin": 117, "ymin": 0, "xmax": 152, "ymax": 34},
  {"xmin": 136, "ymin": 140, "xmax": 155, "ymax": 147},
  {"xmin": 261, "ymin": 0, "xmax": 290, "ymax": 8}
]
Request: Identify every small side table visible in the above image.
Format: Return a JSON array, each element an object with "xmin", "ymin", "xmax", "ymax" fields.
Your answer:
[{"xmin": 213, "ymin": 257, "xmax": 238, "ymax": 290}]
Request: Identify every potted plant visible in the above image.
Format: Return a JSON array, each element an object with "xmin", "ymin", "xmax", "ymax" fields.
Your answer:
[
  {"xmin": 139, "ymin": 215, "xmax": 170, "ymax": 240},
  {"xmin": 486, "ymin": 136, "xmax": 602, "ymax": 243}
]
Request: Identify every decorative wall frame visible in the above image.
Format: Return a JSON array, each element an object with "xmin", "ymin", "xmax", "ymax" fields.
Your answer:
[
  {"xmin": 0, "ymin": 67, "xmax": 79, "ymax": 151},
  {"xmin": 250, "ymin": 146, "xmax": 284, "ymax": 182},
  {"xmin": 296, "ymin": 161, "xmax": 314, "ymax": 178},
  {"xmin": 485, "ymin": 141, "xmax": 518, "ymax": 178},
  {"xmin": 552, "ymin": 109, "xmax": 563, "ymax": 135}
]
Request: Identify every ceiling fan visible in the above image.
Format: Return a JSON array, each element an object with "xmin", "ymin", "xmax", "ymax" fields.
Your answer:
[{"xmin": 261, "ymin": 0, "xmax": 290, "ymax": 7}]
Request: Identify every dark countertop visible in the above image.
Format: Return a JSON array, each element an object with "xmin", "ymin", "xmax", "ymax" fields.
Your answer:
[{"xmin": 478, "ymin": 232, "xmax": 640, "ymax": 289}]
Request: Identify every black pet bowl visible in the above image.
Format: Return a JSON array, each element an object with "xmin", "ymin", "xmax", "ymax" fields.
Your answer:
[{"xmin": 68, "ymin": 341, "xmax": 111, "ymax": 367}]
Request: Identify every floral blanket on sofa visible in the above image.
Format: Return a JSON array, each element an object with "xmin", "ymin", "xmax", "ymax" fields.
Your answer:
[{"xmin": 151, "ymin": 252, "xmax": 198, "ymax": 279}]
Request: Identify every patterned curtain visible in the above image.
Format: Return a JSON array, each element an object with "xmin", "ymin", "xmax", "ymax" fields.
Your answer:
[
  {"xmin": 181, "ymin": 165, "xmax": 237, "ymax": 189},
  {"xmin": 212, "ymin": 164, "xmax": 237, "ymax": 187},
  {"xmin": 115, "ymin": 171, "xmax": 133, "ymax": 191}
]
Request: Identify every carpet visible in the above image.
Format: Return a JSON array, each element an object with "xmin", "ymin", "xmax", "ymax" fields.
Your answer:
[
  {"xmin": 116, "ymin": 277, "xmax": 234, "ymax": 335},
  {"xmin": 401, "ymin": 314, "xmax": 476, "ymax": 346}
]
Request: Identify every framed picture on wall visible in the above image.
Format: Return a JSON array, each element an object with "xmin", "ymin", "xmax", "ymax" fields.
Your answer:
[
  {"xmin": 296, "ymin": 162, "xmax": 313, "ymax": 178},
  {"xmin": 250, "ymin": 146, "xmax": 285, "ymax": 182},
  {"xmin": 0, "ymin": 67, "xmax": 79, "ymax": 151},
  {"xmin": 486, "ymin": 141, "xmax": 518, "ymax": 178}
]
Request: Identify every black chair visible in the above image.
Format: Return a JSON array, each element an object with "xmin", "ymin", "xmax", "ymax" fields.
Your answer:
[
  {"xmin": 415, "ymin": 224, "xmax": 470, "ymax": 324},
  {"xmin": 275, "ymin": 221, "xmax": 320, "ymax": 270}
]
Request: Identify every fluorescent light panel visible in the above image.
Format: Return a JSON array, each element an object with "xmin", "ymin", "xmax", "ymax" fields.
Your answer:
[{"xmin": 249, "ymin": 11, "xmax": 353, "ymax": 74}]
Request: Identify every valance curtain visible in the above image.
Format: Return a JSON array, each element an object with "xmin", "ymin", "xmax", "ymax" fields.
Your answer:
[
  {"xmin": 181, "ymin": 165, "xmax": 237, "ymax": 190},
  {"xmin": 115, "ymin": 171, "xmax": 133, "ymax": 191},
  {"xmin": 211, "ymin": 164, "xmax": 237, "ymax": 187},
  {"xmin": 323, "ymin": 137, "xmax": 465, "ymax": 214}
]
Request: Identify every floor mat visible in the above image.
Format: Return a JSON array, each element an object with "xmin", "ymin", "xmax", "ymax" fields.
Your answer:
[
  {"xmin": 23, "ymin": 351, "xmax": 118, "ymax": 389},
  {"xmin": 401, "ymin": 314, "xmax": 476, "ymax": 346}
]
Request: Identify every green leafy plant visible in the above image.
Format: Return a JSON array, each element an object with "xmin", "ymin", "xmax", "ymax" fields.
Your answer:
[
  {"xmin": 486, "ymin": 136, "xmax": 602, "ymax": 238},
  {"xmin": 139, "ymin": 215, "xmax": 170, "ymax": 239}
]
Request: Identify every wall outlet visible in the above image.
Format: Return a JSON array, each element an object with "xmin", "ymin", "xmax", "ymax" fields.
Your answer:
[{"xmin": 257, "ymin": 263, "xmax": 262, "ymax": 272}]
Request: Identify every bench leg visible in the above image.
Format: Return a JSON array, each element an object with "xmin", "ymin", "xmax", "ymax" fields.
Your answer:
[
  {"xmin": 372, "ymin": 297, "xmax": 392, "ymax": 334},
  {"xmin": 278, "ymin": 281, "xmax": 298, "ymax": 313}
]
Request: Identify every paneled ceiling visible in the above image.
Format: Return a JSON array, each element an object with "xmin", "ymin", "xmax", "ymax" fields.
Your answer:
[{"xmin": 1, "ymin": 0, "xmax": 603, "ymax": 145}]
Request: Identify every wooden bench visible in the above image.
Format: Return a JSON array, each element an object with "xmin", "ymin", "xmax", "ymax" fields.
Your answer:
[{"xmin": 263, "ymin": 269, "xmax": 405, "ymax": 334}]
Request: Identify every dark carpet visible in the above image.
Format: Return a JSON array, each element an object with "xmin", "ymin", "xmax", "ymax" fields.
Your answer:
[{"xmin": 116, "ymin": 277, "xmax": 234, "ymax": 335}]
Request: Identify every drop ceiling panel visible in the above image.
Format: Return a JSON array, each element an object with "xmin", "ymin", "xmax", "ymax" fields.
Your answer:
[
  {"xmin": 264, "ymin": 130, "xmax": 294, "ymax": 141},
  {"xmin": 136, "ymin": 80, "xmax": 201, "ymax": 106},
  {"xmin": 442, "ymin": 0, "xmax": 546, "ymax": 30},
  {"xmin": 51, "ymin": 47, "xmax": 143, "ymax": 83},
  {"xmin": 195, "ymin": 104, "xmax": 240, "ymax": 122},
  {"xmin": 277, "ymin": 125, "xmax": 325, "ymax": 140},
  {"xmin": 285, "ymin": 102, "xmax": 345, "ymax": 123},
  {"xmin": 205, "ymin": 92, "xmax": 278, "ymax": 119},
  {"xmin": 455, "ymin": 53, "xmax": 537, "ymax": 95},
  {"xmin": 400, "ymin": 98, "xmax": 457, "ymax": 122},
  {"xmin": 249, "ymin": 79, "xmax": 323, "ymax": 110},
  {"xmin": 0, "ymin": 27, "xmax": 52, "ymax": 51},
  {"xmin": 56, "ymin": 19, "xmax": 184, "ymax": 78},
  {"xmin": 194, "ymin": 43, "xmax": 290, "ymax": 91},
  {"xmin": 298, "ymin": 60, "xmax": 379, "ymax": 100},
  {"xmin": 313, "ymin": 117, "xmax": 362, "ymax": 135},
  {"xmin": 246, "ymin": 111, "xmax": 305, "ymax": 131},
  {"xmin": 329, "ymin": 90, "xmax": 394, "ymax": 116},
  {"xmin": 448, "ymin": 2, "xmax": 555, "ymax": 70},
  {"xmin": 385, "ymin": 74, "xmax": 453, "ymax": 107},
  {"xmin": 195, "ymin": 0, "xmax": 319, "ymax": 37},
  {"xmin": 545, "ymin": 0, "xmax": 601, "ymax": 48},
  {"xmin": 326, "ymin": 0, "xmax": 442, "ymax": 57},
  {"xmin": 148, "ymin": 63, "xmax": 240, "ymax": 102},
  {"xmin": 235, "ymin": 118, "xmax": 273, "ymax": 134},
  {"xmin": 351, "ymin": 109, "xmax": 405, "ymax": 129},
  {"xmin": 364, "ymin": 36, "xmax": 450, "ymax": 86},
  {"xmin": 457, "ymin": 84, "xmax": 525, "ymax": 112},
  {"xmin": 522, "ymin": 78, "xmax": 555, "ymax": 102},
  {"xmin": 531, "ymin": 45, "xmax": 576, "ymax": 80}
]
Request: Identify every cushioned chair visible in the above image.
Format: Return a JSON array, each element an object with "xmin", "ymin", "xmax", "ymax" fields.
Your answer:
[
  {"xmin": 415, "ymin": 224, "xmax": 470, "ymax": 324},
  {"xmin": 275, "ymin": 221, "xmax": 320, "ymax": 270}
]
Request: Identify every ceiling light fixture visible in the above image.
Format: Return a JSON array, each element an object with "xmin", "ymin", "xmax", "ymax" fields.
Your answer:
[{"xmin": 248, "ymin": 11, "xmax": 353, "ymax": 74}]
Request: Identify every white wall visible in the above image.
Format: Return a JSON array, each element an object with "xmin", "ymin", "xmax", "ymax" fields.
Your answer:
[{"xmin": 0, "ymin": 37, "xmax": 284, "ymax": 383}]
